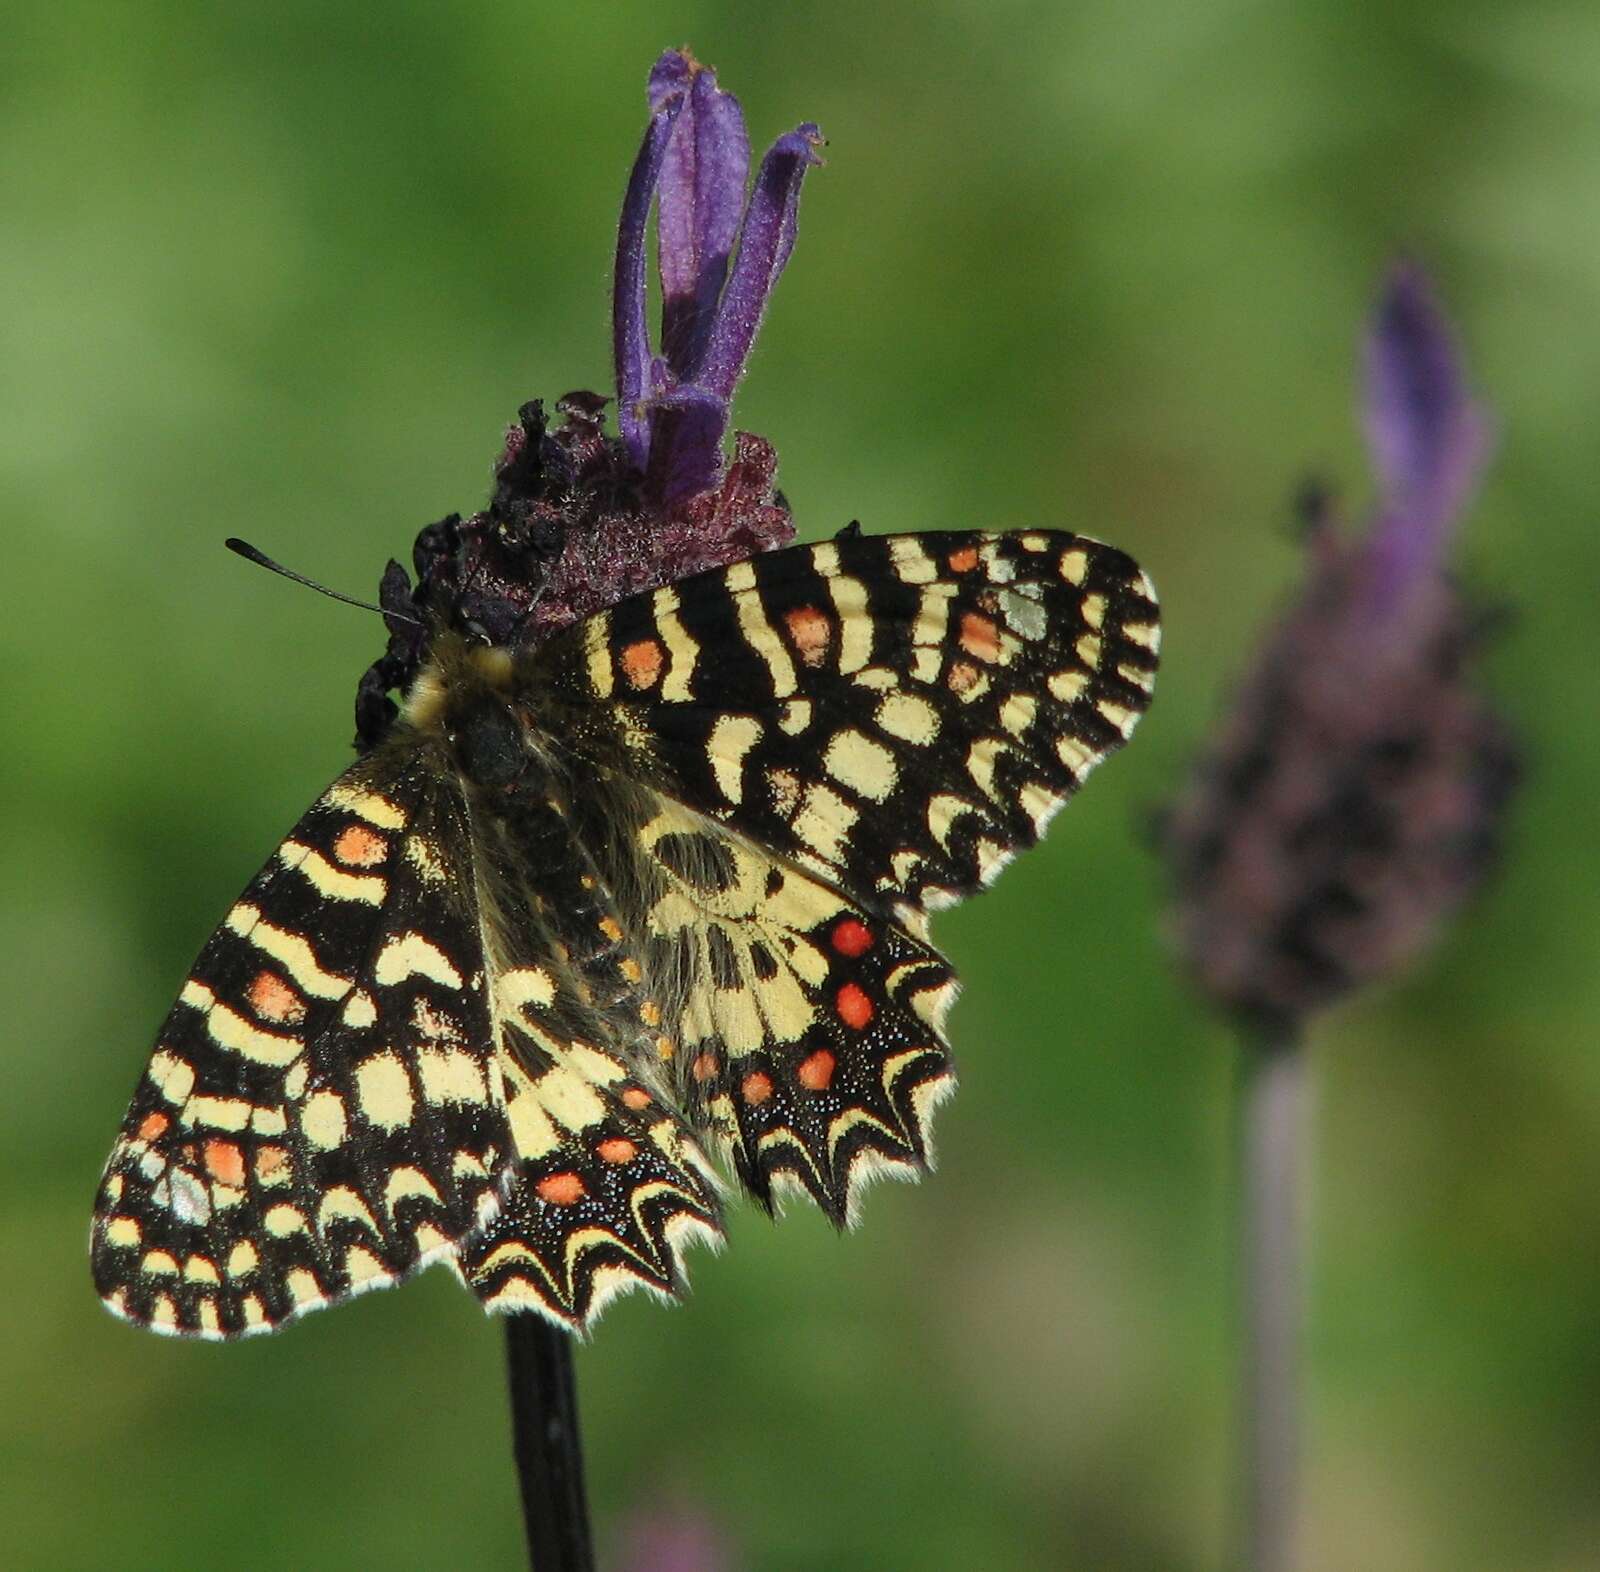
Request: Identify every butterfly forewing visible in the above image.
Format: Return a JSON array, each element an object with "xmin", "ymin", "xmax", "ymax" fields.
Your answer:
[
  {"xmin": 92, "ymin": 764, "xmax": 510, "ymax": 1337},
  {"xmin": 550, "ymin": 529, "xmax": 1159, "ymax": 917}
]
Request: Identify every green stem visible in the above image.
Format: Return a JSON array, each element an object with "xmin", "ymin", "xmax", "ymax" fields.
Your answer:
[{"xmin": 1238, "ymin": 1028, "xmax": 1307, "ymax": 1572}]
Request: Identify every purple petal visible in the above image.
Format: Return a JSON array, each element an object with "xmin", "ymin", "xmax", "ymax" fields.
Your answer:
[
  {"xmin": 613, "ymin": 88, "xmax": 687, "ymax": 469},
  {"xmin": 643, "ymin": 384, "xmax": 731, "ymax": 505},
  {"xmin": 1362, "ymin": 264, "xmax": 1491, "ymax": 603},
  {"xmin": 654, "ymin": 58, "xmax": 751, "ymax": 379},
  {"xmin": 696, "ymin": 124, "xmax": 824, "ymax": 401},
  {"xmin": 646, "ymin": 46, "xmax": 692, "ymax": 110}
]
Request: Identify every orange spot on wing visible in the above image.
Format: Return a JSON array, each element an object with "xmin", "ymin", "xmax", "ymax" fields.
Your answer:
[
  {"xmin": 203, "ymin": 1140, "xmax": 246, "ymax": 1187},
  {"xmin": 332, "ymin": 824, "xmax": 388, "ymax": 867},
  {"xmin": 946, "ymin": 659, "xmax": 982, "ymax": 694},
  {"xmin": 619, "ymin": 638, "xmax": 664, "ymax": 690},
  {"xmin": 947, "ymin": 545, "xmax": 979, "ymax": 573},
  {"xmin": 959, "ymin": 611, "xmax": 1002, "ymax": 663},
  {"xmin": 831, "ymin": 917, "xmax": 872, "ymax": 957},
  {"xmin": 413, "ymin": 1000, "xmax": 463, "ymax": 1043},
  {"xmin": 248, "ymin": 970, "xmax": 305, "ymax": 1025},
  {"xmin": 255, "ymin": 1145, "xmax": 290, "ymax": 1179},
  {"xmin": 137, "ymin": 1111, "xmax": 169, "ymax": 1142},
  {"xmin": 597, "ymin": 1138, "xmax": 637, "ymax": 1165},
  {"xmin": 741, "ymin": 1071, "xmax": 774, "ymax": 1105},
  {"xmin": 691, "ymin": 1051, "xmax": 719, "ymax": 1083},
  {"xmin": 797, "ymin": 1050, "xmax": 836, "ymax": 1090},
  {"xmin": 598, "ymin": 915, "xmax": 623, "ymax": 942},
  {"xmin": 536, "ymin": 1172, "xmax": 586, "ymax": 1206},
  {"xmin": 621, "ymin": 1086, "xmax": 654, "ymax": 1111},
  {"xmin": 836, "ymin": 983, "xmax": 874, "ymax": 1029},
  {"xmin": 784, "ymin": 604, "xmax": 832, "ymax": 665}
]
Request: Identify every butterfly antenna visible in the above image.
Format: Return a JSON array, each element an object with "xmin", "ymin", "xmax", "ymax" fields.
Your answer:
[{"xmin": 225, "ymin": 537, "xmax": 422, "ymax": 627}]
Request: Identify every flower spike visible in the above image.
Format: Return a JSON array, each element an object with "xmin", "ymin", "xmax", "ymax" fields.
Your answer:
[
  {"xmin": 359, "ymin": 49, "xmax": 814, "ymax": 726},
  {"xmin": 1159, "ymin": 265, "xmax": 1517, "ymax": 1031},
  {"xmin": 614, "ymin": 48, "xmax": 823, "ymax": 499}
]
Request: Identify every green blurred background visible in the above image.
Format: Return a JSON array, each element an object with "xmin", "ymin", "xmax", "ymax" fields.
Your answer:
[{"xmin": 6, "ymin": 2, "xmax": 1598, "ymax": 1568}]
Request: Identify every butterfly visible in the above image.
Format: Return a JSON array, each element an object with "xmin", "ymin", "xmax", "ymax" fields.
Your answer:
[{"xmin": 91, "ymin": 526, "xmax": 1158, "ymax": 1337}]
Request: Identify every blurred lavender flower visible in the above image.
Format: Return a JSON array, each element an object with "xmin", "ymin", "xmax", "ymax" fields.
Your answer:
[
  {"xmin": 616, "ymin": 1504, "xmax": 734, "ymax": 1572},
  {"xmin": 356, "ymin": 48, "xmax": 822, "ymax": 746},
  {"xmin": 1160, "ymin": 265, "xmax": 1519, "ymax": 1032}
]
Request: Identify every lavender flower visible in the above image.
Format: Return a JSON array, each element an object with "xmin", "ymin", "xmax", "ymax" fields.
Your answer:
[
  {"xmin": 617, "ymin": 48, "xmax": 823, "ymax": 502},
  {"xmin": 616, "ymin": 1505, "xmax": 733, "ymax": 1572},
  {"xmin": 1160, "ymin": 266, "xmax": 1518, "ymax": 1032},
  {"xmin": 356, "ymin": 48, "xmax": 822, "ymax": 748}
]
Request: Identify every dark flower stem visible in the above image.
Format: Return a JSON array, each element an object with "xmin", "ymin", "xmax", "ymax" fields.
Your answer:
[
  {"xmin": 1238, "ymin": 1027, "xmax": 1307, "ymax": 1572},
  {"xmin": 505, "ymin": 1315, "xmax": 595, "ymax": 1572}
]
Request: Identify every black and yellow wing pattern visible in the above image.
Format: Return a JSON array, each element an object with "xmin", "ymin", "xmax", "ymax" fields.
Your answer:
[{"xmin": 93, "ymin": 528, "xmax": 1157, "ymax": 1336}]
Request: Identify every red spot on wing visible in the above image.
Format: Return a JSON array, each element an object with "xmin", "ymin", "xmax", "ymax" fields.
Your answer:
[
  {"xmin": 332, "ymin": 824, "xmax": 388, "ymax": 867},
  {"xmin": 536, "ymin": 1172, "xmax": 586, "ymax": 1206},
  {"xmin": 203, "ymin": 1140, "xmax": 246, "ymax": 1187},
  {"xmin": 836, "ymin": 983, "xmax": 874, "ymax": 1029},
  {"xmin": 947, "ymin": 545, "xmax": 979, "ymax": 573},
  {"xmin": 741, "ymin": 1071, "xmax": 774, "ymax": 1106},
  {"xmin": 831, "ymin": 917, "xmax": 873, "ymax": 957},
  {"xmin": 137, "ymin": 1112, "xmax": 169, "ymax": 1142},
  {"xmin": 784, "ymin": 604, "xmax": 832, "ymax": 666},
  {"xmin": 691, "ymin": 1052, "xmax": 719, "ymax": 1083},
  {"xmin": 797, "ymin": 1050, "xmax": 836, "ymax": 1090},
  {"xmin": 597, "ymin": 1138, "xmax": 637, "ymax": 1165},
  {"xmin": 620, "ymin": 1086, "xmax": 653, "ymax": 1111},
  {"xmin": 620, "ymin": 638, "xmax": 664, "ymax": 690}
]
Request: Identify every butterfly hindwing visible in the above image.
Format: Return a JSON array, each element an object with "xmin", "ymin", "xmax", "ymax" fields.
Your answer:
[
  {"xmin": 630, "ymin": 793, "xmax": 957, "ymax": 1223},
  {"xmin": 92, "ymin": 763, "xmax": 510, "ymax": 1337},
  {"xmin": 450, "ymin": 814, "xmax": 725, "ymax": 1326},
  {"xmin": 452, "ymin": 966, "xmax": 725, "ymax": 1328}
]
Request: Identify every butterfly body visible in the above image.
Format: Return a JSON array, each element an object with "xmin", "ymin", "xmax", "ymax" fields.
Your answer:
[{"xmin": 93, "ymin": 528, "xmax": 1158, "ymax": 1336}]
